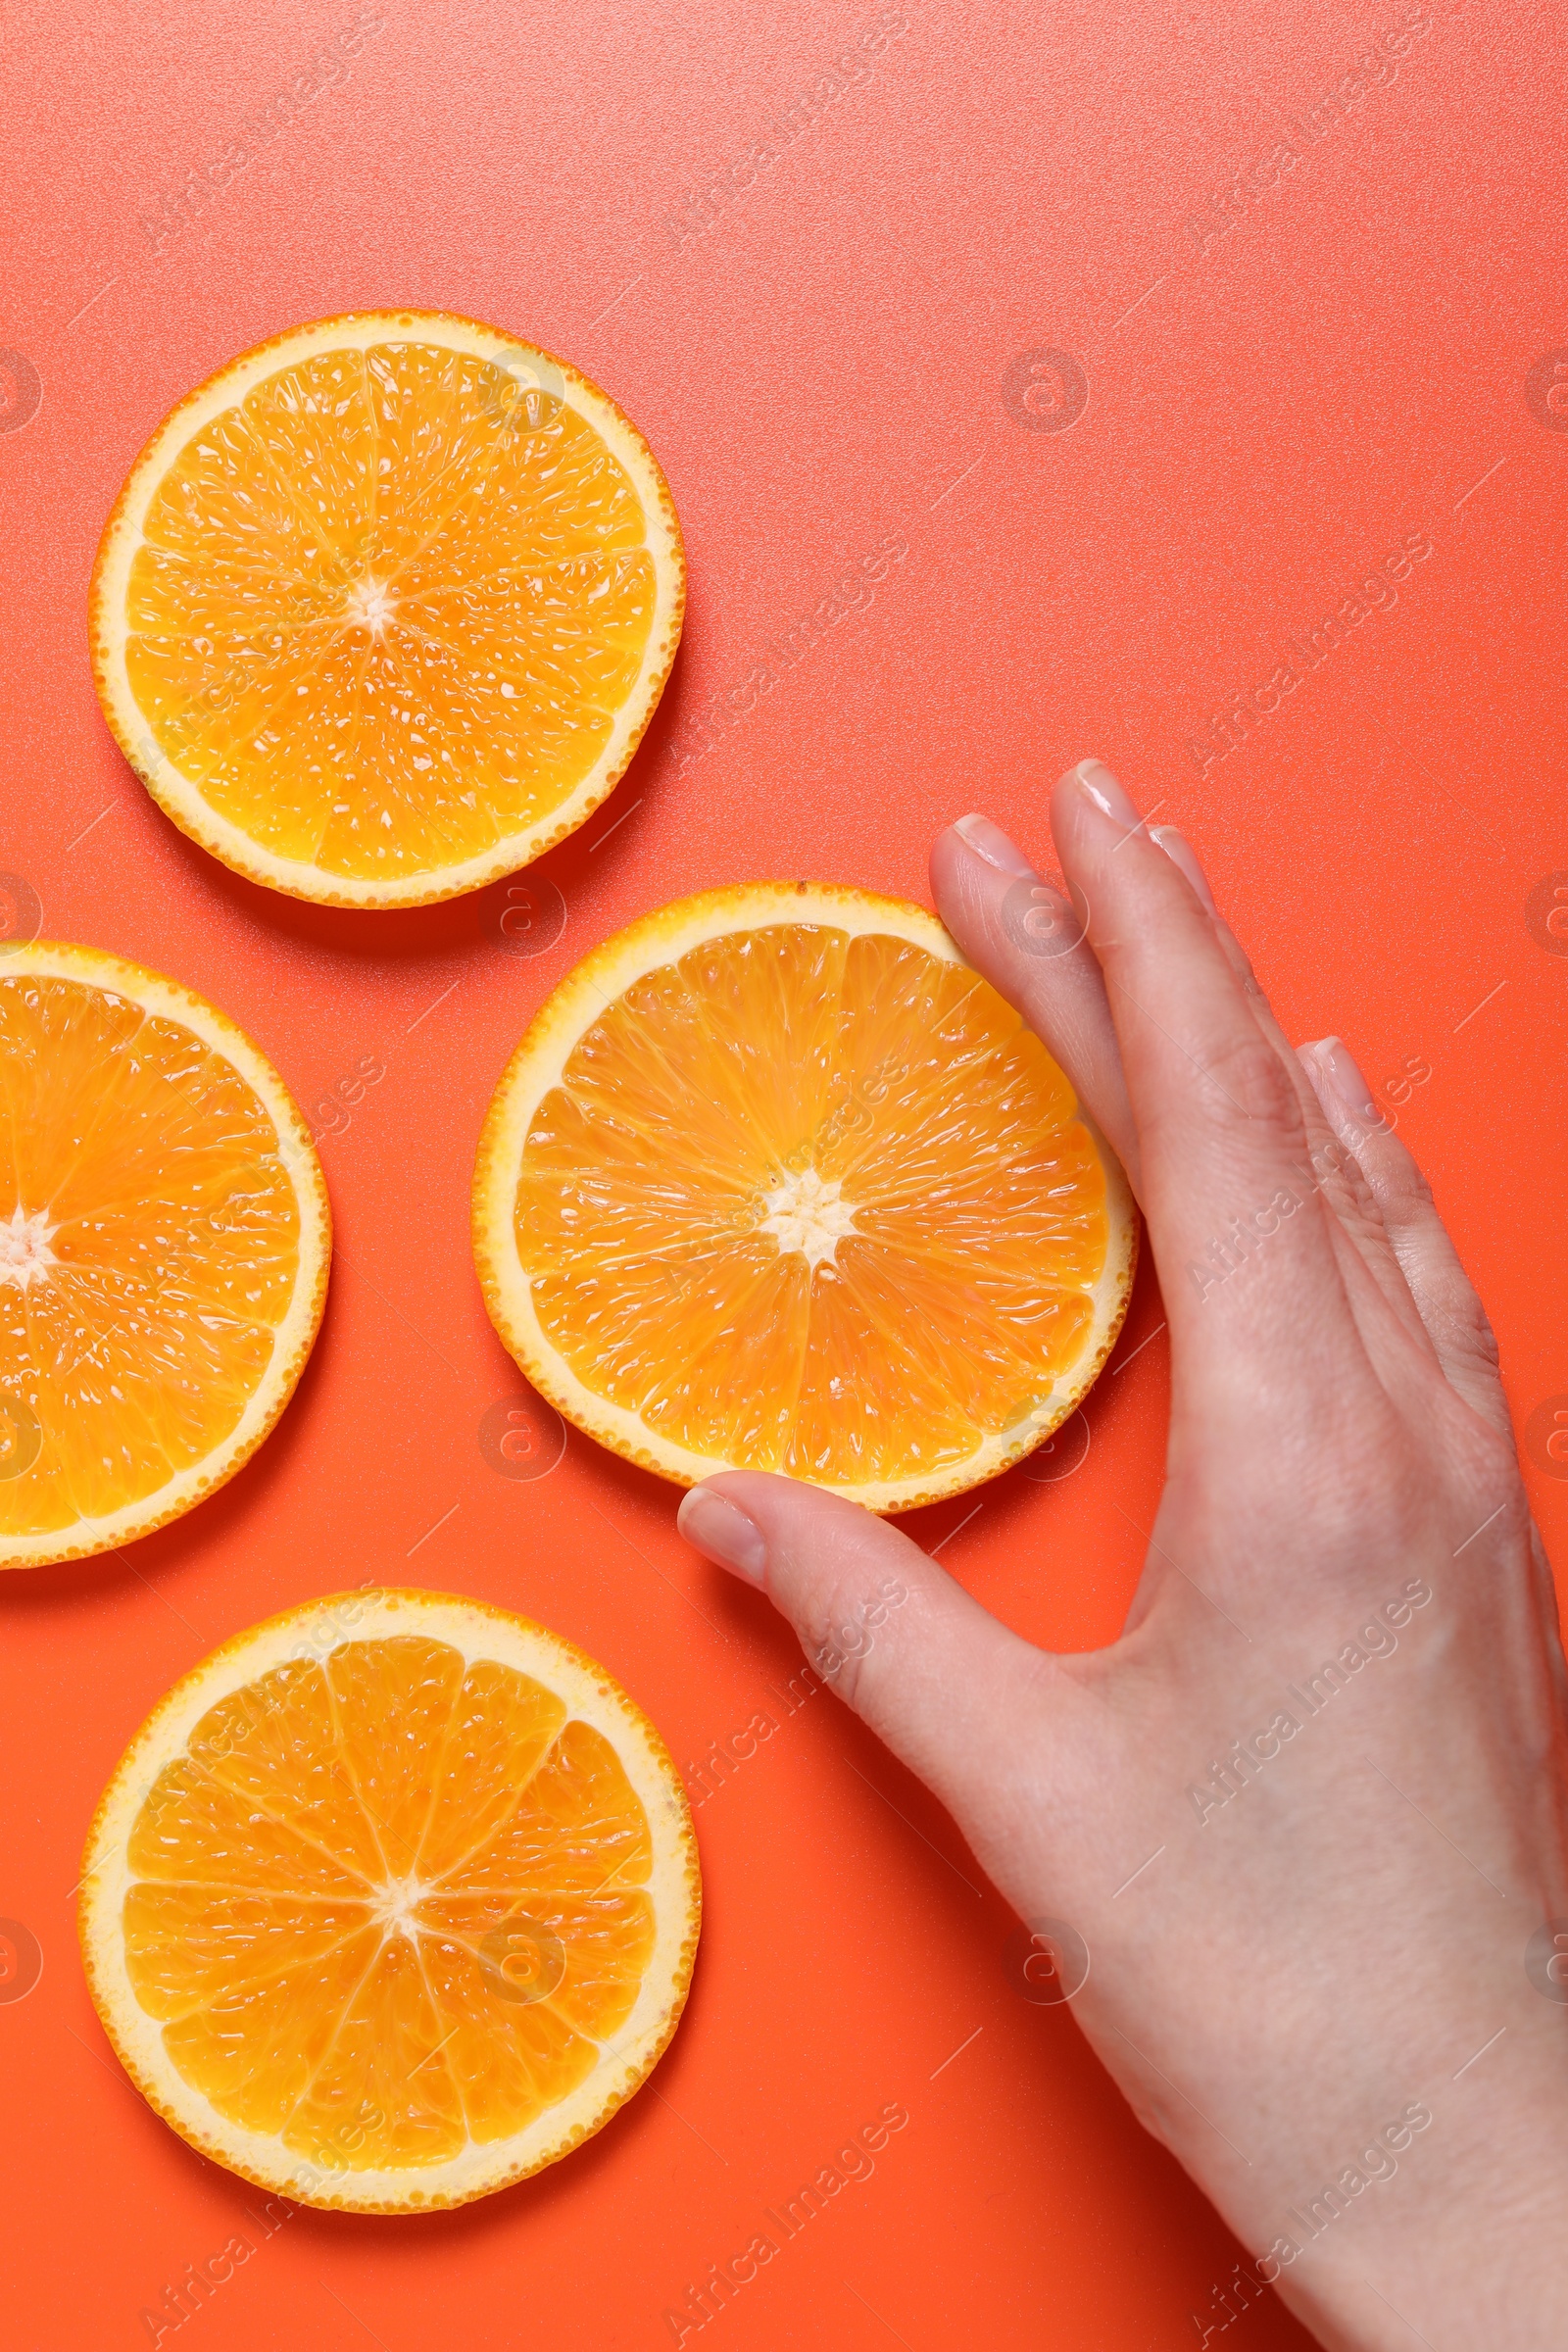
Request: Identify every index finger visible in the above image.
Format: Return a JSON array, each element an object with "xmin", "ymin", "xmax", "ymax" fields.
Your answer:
[
  {"xmin": 930, "ymin": 814, "xmax": 1141, "ymax": 1196},
  {"xmin": 1051, "ymin": 760, "xmax": 1365, "ymax": 1401}
]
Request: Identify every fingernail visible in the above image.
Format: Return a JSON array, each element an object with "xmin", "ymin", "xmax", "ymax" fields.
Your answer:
[
  {"xmin": 1149, "ymin": 825, "xmax": 1219, "ymax": 916},
  {"xmin": 1070, "ymin": 759, "xmax": 1140, "ymax": 827},
  {"xmin": 952, "ymin": 812, "xmax": 1037, "ymax": 878},
  {"xmin": 677, "ymin": 1487, "xmax": 766, "ymax": 1585},
  {"xmin": 1316, "ymin": 1037, "xmax": 1381, "ymax": 1126}
]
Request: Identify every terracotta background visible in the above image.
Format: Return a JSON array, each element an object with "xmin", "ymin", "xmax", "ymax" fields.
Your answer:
[{"xmin": 3, "ymin": 0, "xmax": 1565, "ymax": 2343}]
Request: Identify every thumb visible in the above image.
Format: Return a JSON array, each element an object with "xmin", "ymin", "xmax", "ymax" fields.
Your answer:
[{"xmin": 677, "ymin": 1470, "xmax": 1055, "ymax": 1832}]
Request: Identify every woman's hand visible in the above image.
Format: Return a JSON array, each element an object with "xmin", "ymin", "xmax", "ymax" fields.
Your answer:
[{"xmin": 676, "ymin": 760, "xmax": 1568, "ymax": 2352}]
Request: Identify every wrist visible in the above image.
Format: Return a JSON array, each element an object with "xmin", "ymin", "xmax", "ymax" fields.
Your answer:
[{"xmin": 1261, "ymin": 2039, "xmax": 1568, "ymax": 2351}]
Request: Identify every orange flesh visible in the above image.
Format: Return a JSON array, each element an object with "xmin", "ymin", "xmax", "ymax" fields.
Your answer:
[
  {"xmin": 123, "ymin": 1637, "xmax": 656, "ymax": 2168},
  {"xmin": 514, "ymin": 925, "xmax": 1110, "ymax": 1483},
  {"xmin": 123, "ymin": 342, "xmax": 655, "ymax": 881},
  {"xmin": 0, "ymin": 975, "xmax": 300, "ymax": 1539}
]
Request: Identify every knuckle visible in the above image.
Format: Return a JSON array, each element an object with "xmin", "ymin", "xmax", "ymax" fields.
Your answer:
[
  {"xmin": 1335, "ymin": 1144, "xmax": 1380, "ymax": 1212},
  {"xmin": 797, "ymin": 1559, "xmax": 913, "ymax": 1703},
  {"xmin": 1436, "ymin": 1409, "xmax": 1521, "ymax": 1518},
  {"xmin": 1452, "ymin": 1295, "xmax": 1501, "ymax": 1372},
  {"xmin": 1200, "ymin": 1029, "xmax": 1306, "ymax": 1143},
  {"xmin": 801, "ymin": 1578, "xmax": 869, "ymax": 1679},
  {"xmin": 1317, "ymin": 1145, "xmax": 1384, "ymax": 1237},
  {"xmin": 1380, "ymin": 1155, "xmax": 1437, "ymax": 1222},
  {"xmin": 1333, "ymin": 1195, "xmax": 1388, "ymax": 1258},
  {"xmin": 813, "ymin": 1642, "xmax": 866, "ymax": 1706},
  {"xmin": 1400, "ymin": 1162, "xmax": 1437, "ymax": 1215}
]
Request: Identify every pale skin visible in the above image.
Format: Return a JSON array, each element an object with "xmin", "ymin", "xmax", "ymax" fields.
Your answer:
[{"xmin": 676, "ymin": 760, "xmax": 1568, "ymax": 2350}]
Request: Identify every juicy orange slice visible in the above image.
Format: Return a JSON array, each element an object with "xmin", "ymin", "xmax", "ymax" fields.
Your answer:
[
  {"xmin": 473, "ymin": 885, "xmax": 1137, "ymax": 1511},
  {"xmin": 89, "ymin": 311, "xmax": 684, "ymax": 908},
  {"xmin": 79, "ymin": 1588, "xmax": 700, "ymax": 2212},
  {"xmin": 0, "ymin": 944, "xmax": 329, "ymax": 1569}
]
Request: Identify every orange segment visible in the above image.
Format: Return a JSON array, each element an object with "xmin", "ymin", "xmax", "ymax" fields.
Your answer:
[
  {"xmin": 285, "ymin": 1932, "xmax": 467, "ymax": 2172},
  {"xmin": 323, "ymin": 1636, "xmax": 466, "ymax": 1877},
  {"xmin": 189, "ymin": 1662, "xmax": 387, "ymax": 1886},
  {"xmin": 415, "ymin": 1660, "xmax": 567, "ymax": 1883},
  {"xmin": 128, "ymin": 1751, "xmax": 372, "ymax": 1900},
  {"xmin": 161, "ymin": 1929, "xmax": 382, "ymax": 2137},
  {"xmin": 416, "ymin": 1891, "xmax": 656, "ymax": 2040},
  {"xmin": 0, "ymin": 946, "xmax": 329, "ymax": 1570},
  {"xmin": 122, "ymin": 1885, "xmax": 374, "ymax": 2021},
  {"xmin": 90, "ymin": 312, "xmax": 684, "ymax": 908},
  {"xmin": 80, "ymin": 1590, "xmax": 700, "ymax": 2213},
  {"xmin": 440, "ymin": 1719, "xmax": 655, "ymax": 1894},
  {"xmin": 473, "ymin": 885, "xmax": 1138, "ymax": 1511},
  {"xmin": 415, "ymin": 1926, "xmax": 600, "ymax": 2143}
]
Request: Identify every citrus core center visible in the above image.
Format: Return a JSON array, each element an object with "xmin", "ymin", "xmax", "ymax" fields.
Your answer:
[
  {"xmin": 758, "ymin": 1166, "xmax": 859, "ymax": 1272},
  {"xmin": 0, "ymin": 1206, "xmax": 58, "ymax": 1292},
  {"xmin": 344, "ymin": 576, "xmax": 397, "ymax": 636},
  {"xmin": 370, "ymin": 1875, "xmax": 430, "ymax": 1938}
]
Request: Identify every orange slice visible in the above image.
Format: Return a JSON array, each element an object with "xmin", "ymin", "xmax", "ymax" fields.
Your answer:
[
  {"xmin": 79, "ymin": 1588, "xmax": 700, "ymax": 2212},
  {"xmin": 89, "ymin": 311, "xmax": 684, "ymax": 908},
  {"xmin": 0, "ymin": 945, "xmax": 329, "ymax": 1569},
  {"xmin": 473, "ymin": 885, "xmax": 1137, "ymax": 1512}
]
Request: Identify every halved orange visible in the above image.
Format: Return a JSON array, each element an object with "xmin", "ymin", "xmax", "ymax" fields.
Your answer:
[
  {"xmin": 89, "ymin": 311, "xmax": 684, "ymax": 908},
  {"xmin": 79, "ymin": 1589, "xmax": 700, "ymax": 2212},
  {"xmin": 473, "ymin": 885, "xmax": 1137, "ymax": 1512},
  {"xmin": 0, "ymin": 944, "xmax": 329, "ymax": 1568}
]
